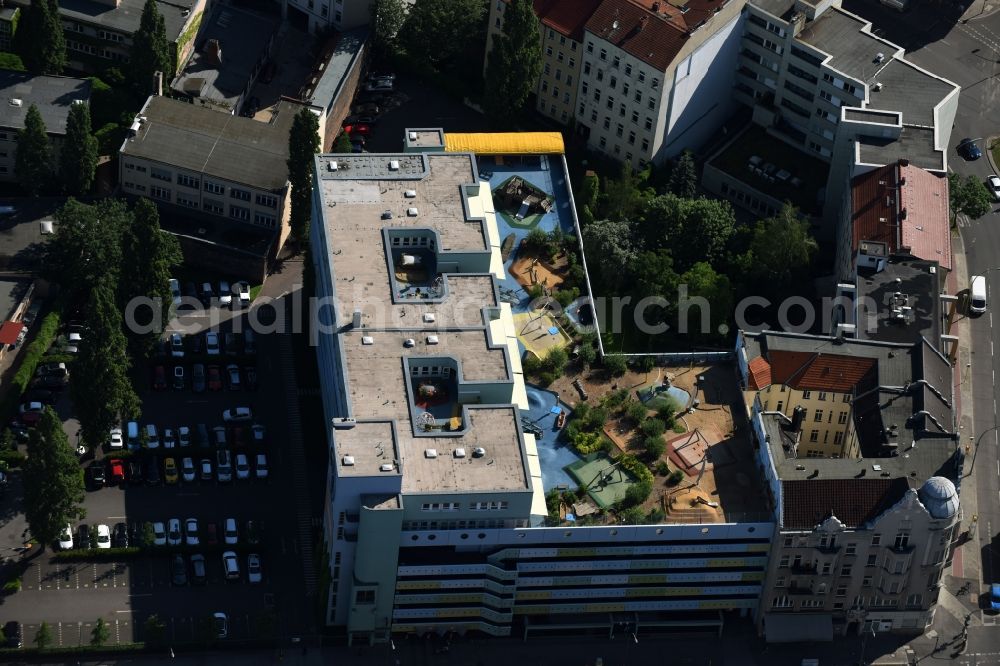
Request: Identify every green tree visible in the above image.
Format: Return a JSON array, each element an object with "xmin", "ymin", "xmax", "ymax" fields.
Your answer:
[
  {"xmin": 59, "ymin": 102, "xmax": 98, "ymax": 195},
  {"xmin": 118, "ymin": 198, "xmax": 182, "ymax": 351},
  {"xmin": 667, "ymin": 150, "xmax": 697, "ymax": 198},
  {"xmin": 639, "ymin": 194, "xmax": 735, "ymax": 273},
  {"xmin": 483, "ymin": 0, "xmax": 542, "ymax": 127},
  {"xmin": 577, "ymin": 341, "xmax": 597, "ymax": 367},
  {"xmin": 370, "ymin": 0, "xmax": 408, "ymax": 59},
  {"xmin": 91, "ymin": 617, "xmax": 110, "ymax": 646},
  {"xmin": 679, "ymin": 261, "xmax": 733, "ymax": 338},
  {"xmin": 0, "ymin": 53, "xmax": 26, "ymax": 71},
  {"xmin": 619, "ymin": 506, "xmax": 645, "ymax": 525},
  {"xmin": 72, "ymin": 279, "xmax": 141, "ymax": 448},
  {"xmin": 130, "ymin": 0, "xmax": 170, "ymax": 94},
  {"xmin": 15, "ymin": 0, "xmax": 66, "ymax": 75},
  {"xmin": 34, "ymin": 621, "xmax": 53, "ymax": 649},
  {"xmin": 948, "ymin": 172, "xmax": 992, "ymax": 221},
  {"xmin": 287, "ymin": 107, "xmax": 321, "ymax": 244},
  {"xmin": 744, "ymin": 203, "xmax": 817, "ymax": 293},
  {"xmin": 604, "ymin": 354, "xmax": 628, "ymax": 376},
  {"xmin": 640, "ymin": 418, "xmax": 666, "ymax": 437},
  {"xmin": 332, "ymin": 131, "xmax": 353, "ymax": 153},
  {"xmin": 22, "ymin": 408, "xmax": 85, "ymax": 548},
  {"xmin": 625, "ymin": 401, "xmax": 647, "ymax": 424},
  {"xmin": 398, "ymin": 0, "xmax": 484, "ymax": 70},
  {"xmin": 582, "ymin": 218, "xmax": 638, "ymax": 290},
  {"xmin": 15, "ymin": 104, "xmax": 51, "ymax": 195},
  {"xmin": 644, "ymin": 435, "xmax": 666, "ymax": 459},
  {"xmin": 599, "ymin": 164, "xmax": 650, "ymax": 222},
  {"xmin": 48, "ymin": 199, "xmax": 128, "ymax": 302},
  {"xmin": 623, "ymin": 480, "xmax": 652, "ymax": 507}
]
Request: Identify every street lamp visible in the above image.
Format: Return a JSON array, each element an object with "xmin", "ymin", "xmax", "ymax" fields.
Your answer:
[{"xmin": 962, "ymin": 424, "xmax": 1000, "ymax": 478}]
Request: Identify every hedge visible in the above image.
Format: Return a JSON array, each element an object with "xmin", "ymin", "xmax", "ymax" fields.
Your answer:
[
  {"xmin": 0, "ymin": 306, "xmax": 62, "ymax": 426},
  {"xmin": 0, "ymin": 450, "xmax": 27, "ymax": 468},
  {"xmin": 616, "ymin": 454, "xmax": 654, "ymax": 486}
]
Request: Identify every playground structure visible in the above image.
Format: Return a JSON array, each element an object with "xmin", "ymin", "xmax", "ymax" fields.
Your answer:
[
  {"xmin": 564, "ymin": 453, "xmax": 640, "ymax": 509},
  {"xmin": 513, "ymin": 304, "xmax": 572, "ymax": 361},
  {"xmin": 509, "ymin": 253, "xmax": 567, "ymax": 295},
  {"xmin": 493, "ymin": 176, "xmax": 553, "ymax": 229}
]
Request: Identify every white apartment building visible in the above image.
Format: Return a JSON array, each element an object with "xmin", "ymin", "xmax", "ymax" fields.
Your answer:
[{"xmin": 0, "ymin": 70, "xmax": 91, "ymax": 183}]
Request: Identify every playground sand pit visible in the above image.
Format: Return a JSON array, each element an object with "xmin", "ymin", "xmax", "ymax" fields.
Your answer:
[
  {"xmin": 514, "ymin": 310, "xmax": 571, "ymax": 359},
  {"xmin": 510, "ymin": 255, "xmax": 566, "ymax": 292},
  {"xmin": 666, "ymin": 426, "xmax": 733, "ymax": 476}
]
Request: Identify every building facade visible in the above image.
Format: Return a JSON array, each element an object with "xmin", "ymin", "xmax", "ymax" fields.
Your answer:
[
  {"xmin": 119, "ymin": 95, "xmax": 298, "ymax": 280},
  {"xmin": 0, "ymin": 6, "xmax": 18, "ymax": 52},
  {"xmin": 0, "ymin": 70, "xmax": 92, "ymax": 183},
  {"xmin": 738, "ymin": 329, "xmax": 961, "ymax": 640}
]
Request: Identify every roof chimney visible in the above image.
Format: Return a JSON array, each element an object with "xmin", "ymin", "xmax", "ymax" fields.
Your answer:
[{"xmin": 205, "ymin": 38, "xmax": 222, "ymax": 65}]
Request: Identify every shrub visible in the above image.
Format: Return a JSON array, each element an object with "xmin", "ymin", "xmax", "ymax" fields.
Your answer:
[
  {"xmin": 523, "ymin": 228, "xmax": 550, "ymax": 254},
  {"xmin": 625, "ymin": 401, "xmax": 647, "ymax": 424},
  {"xmin": 638, "ymin": 356, "xmax": 656, "ymax": 374},
  {"xmin": 655, "ymin": 461, "xmax": 670, "ymax": 476},
  {"xmin": 577, "ymin": 341, "xmax": 596, "ymax": 367},
  {"xmin": 0, "ymin": 450, "xmax": 27, "ymax": 468},
  {"xmin": 617, "ymin": 454, "xmax": 654, "ymax": 486},
  {"xmin": 527, "ymin": 284, "xmax": 545, "ymax": 300},
  {"xmin": 604, "ymin": 354, "xmax": 628, "ymax": 376},
  {"xmin": 545, "ymin": 347, "xmax": 569, "ymax": 375},
  {"xmin": 619, "ymin": 506, "xmax": 645, "ymax": 525},
  {"xmin": 0, "ymin": 53, "xmax": 25, "ymax": 71},
  {"xmin": 3, "ymin": 577, "xmax": 21, "ymax": 593},
  {"xmin": 644, "ymin": 436, "xmax": 666, "ymax": 459},
  {"xmin": 672, "ymin": 422, "xmax": 686, "ymax": 434},
  {"xmin": 570, "ymin": 430, "xmax": 607, "ymax": 455},
  {"xmin": 522, "ymin": 354, "xmax": 541, "ymax": 374},
  {"xmin": 52, "ymin": 547, "xmax": 143, "ymax": 562},
  {"xmin": 537, "ymin": 371, "xmax": 557, "ymax": 387},
  {"xmin": 667, "ymin": 469, "xmax": 685, "ymax": 486},
  {"xmin": 623, "ymin": 480, "xmax": 652, "ymax": 507},
  {"xmin": 603, "ymin": 388, "xmax": 630, "ymax": 409},
  {"xmin": 646, "ymin": 507, "xmax": 665, "ymax": 523},
  {"xmin": 640, "ymin": 418, "xmax": 666, "ymax": 438},
  {"xmin": 553, "ymin": 287, "xmax": 579, "ymax": 308},
  {"xmin": 1, "ymin": 306, "xmax": 61, "ymax": 426}
]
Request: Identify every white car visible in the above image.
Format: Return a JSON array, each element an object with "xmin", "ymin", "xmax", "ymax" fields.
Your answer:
[
  {"xmin": 235, "ymin": 453, "xmax": 250, "ymax": 480},
  {"xmin": 224, "ymin": 518, "xmax": 238, "ymax": 545},
  {"xmin": 255, "ymin": 453, "xmax": 268, "ymax": 480},
  {"xmin": 247, "ymin": 553, "xmax": 262, "ymax": 584},
  {"xmin": 222, "ymin": 407, "xmax": 253, "ymax": 423},
  {"xmin": 169, "ymin": 278, "xmax": 181, "ymax": 307},
  {"xmin": 214, "ymin": 612, "xmax": 228, "ymax": 638},
  {"xmin": 251, "ymin": 424, "xmax": 266, "ymax": 445},
  {"xmin": 96, "ymin": 524, "xmax": 111, "ymax": 549},
  {"xmin": 152, "ymin": 522, "xmax": 167, "ymax": 546},
  {"xmin": 365, "ymin": 79, "xmax": 393, "ymax": 92},
  {"xmin": 226, "ymin": 364, "xmax": 241, "ymax": 390},
  {"xmin": 181, "ymin": 457, "xmax": 196, "ymax": 482},
  {"xmin": 163, "ymin": 428, "xmax": 176, "ymax": 449},
  {"xmin": 170, "ymin": 333, "xmax": 184, "ymax": 358},
  {"xmin": 178, "ymin": 426, "xmax": 191, "ymax": 447},
  {"xmin": 185, "ymin": 518, "xmax": 199, "ymax": 546},
  {"xmin": 205, "ymin": 332, "xmax": 220, "ymax": 356},
  {"xmin": 167, "ymin": 518, "xmax": 182, "ymax": 546},
  {"xmin": 218, "ymin": 281, "xmax": 232, "ymax": 307},
  {"xmin": 109, "ymin": 427, "xmax": 123, "ymax": 450},
  {"xmin": 989, "ymin": 175, "xmax": 1000, "ymax": 202},
  {"xmin": 233, "ymin": 282, "xmax": 251, "ymax": 308},
  {"xmin": 59, "ymin": 524, "xmax": 74, "ymax": 550}
]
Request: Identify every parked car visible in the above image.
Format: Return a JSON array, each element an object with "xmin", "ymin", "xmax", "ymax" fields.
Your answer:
[
  {"xmin": 364, "ymin": 79, "xmax": 393, "ymax": 92},
  {"xmin": 343, "ymin": 123, "xmax": 371, "ymax": 137},
  {"xmin": 255, "ymin": 453, "xmax": 268, "ymax": 480},
  {"xmin": 169, "ymin": 278, "xmax": 181, "ymax": 307},
  {"xmin": 152, "ymin": 521, "xmax": 167, "ymax": 546},
  {"xmin": 172, "ymin": 365, "xmax": 185, "ymax": 390},
  {"xmin": 167, "ymin": 518, "xmax": 182, "ymax": 546},
  {"xmin": 18, "ymin": 401, "xmax": 44, "ymax": 425},
  {"xmin": 164, "ymin": 457, "xmax": 179, "ymax": 484},
  {"xmin": 207, "ymin": 365, "xmax": 223, "ymax": 391},
  {"xmin": 178, "ymin": 426, "xmax": 191, "ymax": 447},
  {"xmin": 96, "ymin": 524, "xmax": 111, "ymax": 549},
  {"xmin": 205, "ymin": 332, "xmax": 220, "ymax": 355},
  {"xmin": 200, "ymin": 283, "xmax": 214, "ymax": 305},
  {"xmin": 24, "ymin": 389, "xmax": 55, "ymax": 405},
  {"xmin": 247, "ymin": 553, "xmax": 262, "ymax": 584},
  {"xmin": 112, "ymin": 522, "xmax": 128, "ymax": 548},
  {"xmin": 213, "ymin": 426, "xmax": 227, "ymax": 448},
  {"xmin": 145, "ymin": 455, "xmax": 162, "ymax": 485},
  {"xmin": 200, "ymin": 458, "xmax": 213, "ymax": 482},
  {"xmin": 197, "ymin": 423, "xmax": 211, "ymax": 448},
  {"xmin": 185, "ymin": 518, "xmax": 200, "ymax": 546},
  {"xmin": 226, "ymin": 364, "xmax": 241, "ymax": 390},
  {"xmin": 233, "ymin": 282, "xmax": 251, "ymax": 309},
  {"xmin": 163, "ymin": 428, "xmax": 176, "ymax": 449},
  {"xmin": 108, "ymin": 427, "xmax": 123, "ymax": 450},
  {"xmin": 222, "ymin": 407, "xmax": 253, "ymax": 422},
  {"xmin": 127, "ymin": 460, "xmax": 143, "ymax": 485},
  {"xmin": 59, "ymin": 524, "xmax": 74, "ymax": 550},
  {"xmin": 224, "ymin": 518, "xmax": 238, "ymax": 545},
  {"xmin": 170, "ymin": 333, "xmax": 184, "ymax": 357},
  {"xmin": 958, "ymin": 137, "xmax": 982, "ymax": 160},
  {"xmin": 222, "ymin": 552, "xmax": 239, "ymax": 580},
  {"xmin": 38, "ymin": 362, "xmax": 69, "ymax": 378},
  {"xmin": 192, "ymin": 364, "xmax": 206, "ymax": 393},
  {"xmin": 251, "ymin": 424, "xmax": 266, "ymax": 445},
  {"xmin": 224, "ymin": 332, "xmax": 239, "ymax": 356},
  {"xmin": 152, "ymin": 365, "xmax": 168, "ymax": 391},
  {"xmin": 351, "ymin": 102, "xmax": 380, "ymax": 116},
  {"xmin": 243, "ymin": 329, "xmax": 256, "ymax": 354},
  {"xmin": 235, "ymin": 453, "xmax": 250, "ymax": 480},
  {"xmin": 988, "ymin": 175, "xmax": 1000, "ymax": 202},
  {"xmin": 86, "ymin": 462, "xmax": 106, "ymax": 489},
  {"xmin": 191, "ymin": 554, "xmax": 207, "ymax": 584},
  {"xmin": 344, "ymin": 114, "xmax": 377, "ymax": 126},
  {"xmin": 244, "ymin": 366, "xmax": 258, "ymax": 391},
  {"xmin": 181, "ymin": 457, "xmax": 196, "ymax": 482},
  {"xmin": 79, "ymin": 524, "xmax": 91, "ymax": 548},
  {"xmin": 219, "ymin": 281, "xmax": 232, "ymax": 307},
  {"xmin": 171, "ymin": 554, "xmax": 188, "ymax": 586},
  {"xmin": 108, "ymin": 458, "xmax": 125, "ymax": 485}
]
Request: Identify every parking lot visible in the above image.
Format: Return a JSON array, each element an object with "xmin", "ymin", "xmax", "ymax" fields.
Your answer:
[{"xmin": 0, "ymin": 268, "xmax": 314, "ymax": 648}]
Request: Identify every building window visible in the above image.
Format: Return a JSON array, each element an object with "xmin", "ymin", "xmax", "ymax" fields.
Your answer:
[
  {"xmin": 647, "ymin": 97, "xmax": 655, "ymax": 110},
  {"xmin": 772, "ymin": 596, "xmax": 793, "ymax": 609},
  {"xmin": 846, "ymin": 543, "xmax": 856, "ymax": 556},
  {"xmin": 802, "ymin": 390, "xmax": 812, "ymax": 399},
  {"xmin": 582, "ymin": 82, "xmax": 589, "ymax": 95},
  {"xmin": 254, "ymin": 213, "xmax": 277, "ymax": 228},
  {"xmin": 230, "ymin": 188, "xmax": 251, "ymax": 201},
  {"xmin": 833, "ymin": 432, "xmax": 844, "ymax": 447},
  {"xmin": 563, "ymin": 92, "xmax": 570, "ymax": 103},
  {"xmin": 871, "ymin": 534, "xmax": 881, "ymax": 546},
  {"xmin": 612, "ymin": 55, "xmax": 620, "ymax": 68},
  {"xmin": 863, "ymin": 576, "xmax": 872, "ymax": 587},
  {"xmin": 578, "ymin": 102, "xmax": 585, "ymax": 116},
  {"xmin": 893, "ymin": 533, "xmax": 909, "ymax": 550},
  {"xmin": 779, "ymin": 555, "xmax": 789, "ymax": 567},
  {"xmin": 584, "ymin": 62, "xmax": 591, "ymax": 75},
  {"xmin": 355, "ymin": 590, "xmax": 375, "ymax": 604},
  {"xmin": 593, "ymin": 90, "xmax": 601, "ymax": 102},
  {"xmin": 599, "ymin": 137, "xmax": 606, "ymax": 148},
  {"xmin": 628, "ymin": 131, "xmax": 635, "ymax": 145},
  {"xmin": 622, "ymin": 82, "xmax": 629, "ymax": 96},
  {"xmin": 150, "ymin": 186, "xmax": 171, "ymax": 201},
  {"xmin": 651, "ymin": 77, "xmax": 659, "ymax": 89},
  {"xmin": 638, "ymin": 71, "xmax": 645, "ymax": 83},
  {"xmin": 610, "ymin": 75, "xmax": 617, "ymax": 89},
  {"xmin": 177, "ymin": 174, "xmax": 200, "ymax": 189},
  {"xmin": 176, "ymin": 195, "xmax": 198, "ymax": 208},
  {"xmin": 544, "ymin": 63, "xmax": 551, "ymax": 75},
  {"xmin": 641, "ymin": 139, "xmax": 649, "ymax": 152},
  {"xmin": 587, "ymin": 41, "xmax": 593, "ymax": 54},
  {"xmin": 906, "ymin": 594, "xmax": 922, "ymax": 608},
  {"xmin": 625, "ymin": 63, "xmax": 632, "ymax": 76},
  {"xmin": 841, "ymin": 564, "xmax": 852, "ymax": 576},
  {"xmin": 597, "ymin": 69, "xmax": 604, "ymax": 82},
  {"xmin": 555, "ymin": 68, "xmax": 561, "ymax": 81},
  {"xmin": 599, "ymin": 48, "xmax": 607, "ymax": 61},
  {"xmin": 591, "ymin": 109, "xmax": 598, "ymax": 122},
  {"xmin": 809, "ymin": 430, "xmax": 819, "ymax": 443},
  {"xmin": 603, "ymin": 117, "xmax": 610, "ymax": 130},
  {"xmin": 256, "ymin": 193, "xmax": 278, "ymax": 208},
  {"xmin": 606, "ymin": 96, "xmax": 614, "ymax": 110},
  {"xmin": 616, "ymin": 123, "xmax": 623, "ymax": 138},
  {"xmin": 619, "ymin": 103, "xmax": 626, "ymax": 117},
  {"xmin": 546, "ymin": 46, "xmax": 552, "ymax": 56},
  {"xmin": 814, "ymin": 409, "xmax": 823, "ymax": 422},
  {"xmin": 557, "ymin": 51, "xmax": 564, "ymax": 63},
  {"xmin": 204, "ymin": 180, "xmax": 225, "ymax": 195},
  {"xmin": 334, "ymin": 10, "xmax": 341, "ymax": 21},
  {"xmin": 150, "ymin": 167, "xmax": 172, "ymax": 182},
  {"xmin": 634, "ymin": 90, "xmax": 641, "ymax": 103},
  {"xmin": 631, "ymin": 111, "xmax": 639, "ymax": 124},
  {"xmin": 644, "ymin": 117, "xmax": 653, "ymax": 131},
  {"xmin": 818, "ymin": 392, "xmax": 827, "ymax": 401},
  {"xmin": 835, "ymin": 585, "xmax": 847, "ymax": 597},
  {"xmin": 229, "ymin": 205, "xmax": 250, "ymax": 221},
  {"xmin": 838, "ymin": 412, "xmax": 848, "ymax": 424},
  {"xmin": 542, "ymin": 81, "xmax": 549, "ymax": 93}
]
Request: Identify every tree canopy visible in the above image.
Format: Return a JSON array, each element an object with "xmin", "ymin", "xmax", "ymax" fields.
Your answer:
[
  {"xmin": 23, "ymin": 408, "xmax": 85, "ymax": 547},
  {"xmin": 667, "ymin": 150, "xmax": 697, "ymax": 199},
  {"xmin": 370, "ymin": 0, "xmax": 408, "ymax": 59},
  {"xmin": 743, "ymin": 203, "xmax": 817, "ymax": 292},
  {"xmin": 582, "ymin": 217, "xmax": 638, "ymax": 290},
  {"xmin": 287, "ymin": 108, "xmax": 321, "ymax": 243},
  {"xmin": 71, "ymin": 278, "xmax": 140, "ymax": 448},
  {"xmin": 398, "ymin": 0, "xmax": 484, "ymax": 70},
  {"xmin": 15, "ymin": 104, "xmax": 51, "ymax": 195},
  {"xmin": 483, "ymin": 0, "xmax": 542, "ymax": 128},
  {"xmin": 130, "ymin": 0, "xmax": 171, "ymax": 94},
  {"xmin": 59, "ymin": 102, "xmax": 98, "ymax": 195},
  {"xmin": 639, "ymin": 194, "xmax": 735, "ymax": 273},
  {"xmin": 948, "ymin": 172, "xmax": 992, "ymax": 221},
  {"xmin": 48, "ymin": 199, "xmax": 128, "ymax": 301},
  {"xmin": 15, "ymin": 0, "xmax": 66, "ymax": 75}
]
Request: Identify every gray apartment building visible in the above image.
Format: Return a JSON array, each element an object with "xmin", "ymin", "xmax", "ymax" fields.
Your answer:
[
  {"xmin": 738, "ymin": 329, "xmax": 961, "ymax": 640},
  {"xmin": 0, "ymin": 70, "xmax": 92, "ymax": 183},
  {"xmin": 119, "ymin": 95, "xmax": 299, "ymax": 281}
]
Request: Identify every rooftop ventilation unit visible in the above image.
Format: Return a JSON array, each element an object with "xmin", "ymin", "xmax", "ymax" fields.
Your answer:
[
  {"xmin": 874, "ymin": 52, "xmax": 885, "ymax": 63},
  {"xmin": 406, "ymin": 207, "xmax": 418, "ymax": 216},
  {"xmin": 389, "ymin": 160, "xmax": 400, "ymax": 171},
  {"xmin": 454, "ymin": 448, "xmax": 466, "ymax": 458},
  {"xmin": 472, "ymin": 447, "xmax": 486, "ymax": 458},
  {"xmin": 342, "ymin": 455, "xmax": 355, "ymax": 466},
  {"xmin": 327, "ymin": 161, "xmax": 338, "ymax": 171},
  {"xmin": 408, "ymin": 131, "xmax": 417, "ymax": 141},
  {"xmin": 10, "ymin": 98, "xmax": 22, "ymax": 107},
  {"xmin": 361, "ymin": 336, "xmax": 374, "ymax": 345},
  {"xmin": 423, "ymin": 313, "xmax": 436, "ymax": 323},
  {"xmin": 873, "ymin": 82, "xmax": 883, "ymax": 91},
  {"xmin": 352, "ymin": 309, "xmax": 362, "ymax": 328},
  {"xmin": 379, "ymin": 463, "xmax": 395, "ymax": 472},
  {"xmin": 424, "ymin": 448, "xmax": 438, "ymax": 459},
  {"xmin": 403, "ymin": 338, "xmax": 415, "ymax": 348},
  {"xmin": 404, "ymin": 190, "xmax": 417, "ymax": 198},
  {"xmin": 426, "ymin": 335, "xmax": 439, "ymax": 345},
  {"xmin": 381, "ymin": 210, "xmax": 393, "ymax": 220}
]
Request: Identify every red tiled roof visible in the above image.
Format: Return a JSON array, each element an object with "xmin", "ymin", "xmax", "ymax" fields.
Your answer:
[
  {"xmin": 532, "ymin": 0, "xmax": 605, "ymax": 41},
  {"xmin": 584, "ymin": 0, "xmax": 688, "ymax": 71},
  {"xmin": 747, "ymin": 356, "xmax": 772, "ymax": 390},
  {"xmin": 764, "ymin": 350, "xmax": 875, "ymax": 393},
  {"xmin": 0, "ymin": 321, "xmax": 23, "ymax": 345},
  {"xmin": 781, "ymin": 478, "xmax": 910, "ymax": 529},
  {"xmin": 851, "ymin": 160, "xmax": 952, "ymax": 271}
]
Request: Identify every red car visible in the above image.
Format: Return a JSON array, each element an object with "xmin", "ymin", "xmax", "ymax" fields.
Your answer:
[
  {"xmin": 108, "ymin": 459, "xmax": 125, "ymax": 485},
  {"xmin": 342, "ymin": 123, "xmax": 371, "ymax": 137},
  {"xmin": 205, "ymin": 522, "xmax": 218, "ymax": 546},
  {"xmin": 152, "ymin": 365, "xmax": 167, "ymax": 391},
  {"xmin": 230, "ymin": 426, "xmax": 247, "ymax": 448},
  {"xmin": 207, "ymin": 365, "xmax": 223, "ymax": 392}
]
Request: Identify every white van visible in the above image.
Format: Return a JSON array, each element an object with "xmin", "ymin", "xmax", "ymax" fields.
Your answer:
[
  {"xmin": 127, "ymin": 421, "xmax": 140, "ymax": 450},
  {"xmin": 145, "ymin": 424, "xmax": 160, "ymax": 449},
  {"xmin": 970, "ymin": 275, "xmax": 987, "ymax": 315}
]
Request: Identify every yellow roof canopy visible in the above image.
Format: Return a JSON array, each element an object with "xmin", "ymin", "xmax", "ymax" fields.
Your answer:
[{"xmin": 443, "ymin": 132, "xmax": 565, "ymax": 155}]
